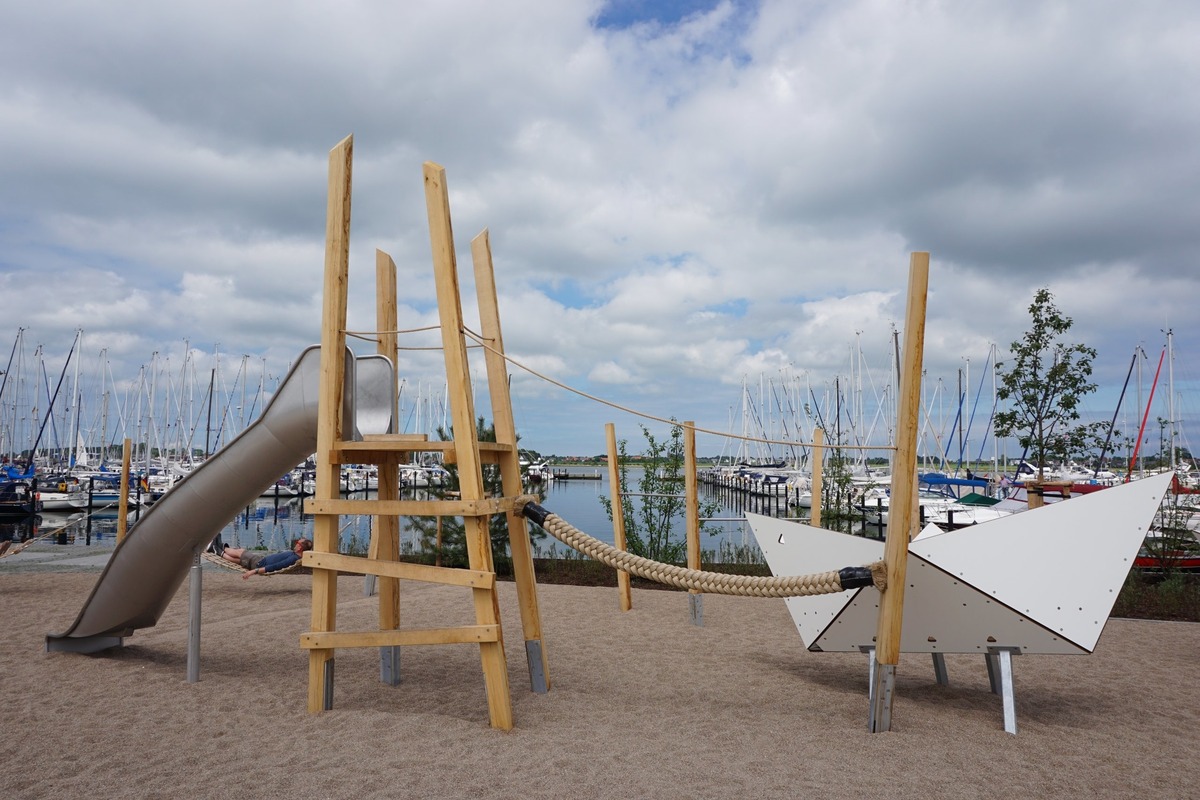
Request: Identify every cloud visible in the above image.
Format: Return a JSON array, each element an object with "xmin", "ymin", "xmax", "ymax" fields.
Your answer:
[{"xmin": 0, "ymin": 0, "xmax": 1196, "ymax": 456}]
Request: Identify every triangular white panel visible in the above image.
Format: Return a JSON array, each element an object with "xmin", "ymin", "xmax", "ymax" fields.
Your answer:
[
  {"xmin": 909, "ymin": 472, "xmax": 1172, "ymax": 651},
  {"xmin": 747, "ymin": 514, "xmax": 880, "ymax": 646}
]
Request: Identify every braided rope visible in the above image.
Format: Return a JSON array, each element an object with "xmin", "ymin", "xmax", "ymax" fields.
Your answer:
[{"xmin": 524, "ymin": 502, "xmax": 886, "ymax": 597}]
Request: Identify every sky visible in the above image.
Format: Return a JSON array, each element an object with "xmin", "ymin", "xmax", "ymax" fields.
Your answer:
[{"xmin": 1, "ymin": 0, "xmax": 1198, "ymax": 465}]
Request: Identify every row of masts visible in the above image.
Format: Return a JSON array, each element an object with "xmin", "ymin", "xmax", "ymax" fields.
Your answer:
[
  {"xmin": 716, "ymin": 329, "xmax": 1188, "ymax": 478},
  {"xmin": 0, "ymin": 327, "xmax": 453, "ymax": 471}
]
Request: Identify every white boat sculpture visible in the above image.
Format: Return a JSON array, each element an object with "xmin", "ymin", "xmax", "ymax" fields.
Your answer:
[{"xmin": 747, "ymin": 471, "xmax": 1174, "ymax": 732}]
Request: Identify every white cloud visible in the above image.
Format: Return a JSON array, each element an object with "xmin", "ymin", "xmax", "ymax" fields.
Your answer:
[{"xmin": 0, "ymin": 0, "xmax": 1197, "ymax": 455}]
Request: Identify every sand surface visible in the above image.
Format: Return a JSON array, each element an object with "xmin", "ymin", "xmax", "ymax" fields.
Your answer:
[{"xmin": 2, "ymin": 567, "xmax": 1198, "ymax": 799}]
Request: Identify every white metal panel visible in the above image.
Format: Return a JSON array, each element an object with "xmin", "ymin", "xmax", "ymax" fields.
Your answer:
[
  {"xmin": 909, "ymin": 472, "xmax": 1173, "ymax": 652},
  {"xmin": 812, "ymin": 555, "xmax": 1087, "ymax": 654},
  {"xmin": 747, "ymin": 513, "xmax": 881, "ymax": 647}
]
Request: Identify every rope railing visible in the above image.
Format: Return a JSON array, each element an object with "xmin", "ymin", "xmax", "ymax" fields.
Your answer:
[
  {"xmin": 461, "ymin": 327, "xmax": 895, "ymax": 454},
  {"xmin": 517, "ymin": 497, "xmax": 886, "ymax": 597},
  {"xmin": 336, "ymin": 323, "xmax": 895, "ymax": 454}
]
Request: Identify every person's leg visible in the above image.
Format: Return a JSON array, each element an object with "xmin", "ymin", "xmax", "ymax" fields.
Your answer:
[{"xmin": 221, "ymin": 547, "xmax": 245, "ymax": 563}]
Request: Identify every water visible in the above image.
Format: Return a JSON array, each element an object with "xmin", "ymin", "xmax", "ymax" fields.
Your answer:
[
  {"xmin": 5, "ymin": 466, "xmax": 799, "ymax": 563},
  {"xmin": 217, "ymin": 466, "xmax": 789, "ymax": 562}
]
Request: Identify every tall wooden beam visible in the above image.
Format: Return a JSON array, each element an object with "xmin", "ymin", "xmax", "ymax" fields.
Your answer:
[
  {"xmin": 810, "ymin": 428, "xmax": 824, "ymax": 528},
  {"xmin": 308, "ymin": 134, "xmax": 353, "ymax": 713},
  {"xmin": 373, "ymin": 249, "xmax": 402, "ymax": 684},
  {"xmin": 869, "ymin": 252, "xmax": 929, "ymax": 732},
  {"xmin": 472, "ymin": 228, "xmax": 550, "ymax": 693},
  {"xmin": 423, "ymin": 162, "xmax": 513, "ymax": 730},
  {"xmin": 606, "ymin": 423, "xmax": 633, "ymax": 611},
  {"xmin": 684, "ymin": 421, "xmax": 702, "ymax": 625}
]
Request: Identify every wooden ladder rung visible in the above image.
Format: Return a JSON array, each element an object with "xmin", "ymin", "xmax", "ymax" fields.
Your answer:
[
  {"xmin": 301, "ymin": 625, "xmax": 500, "ymax": 650},
  {"xmin": 303, "ymin": 551, "xmax": 495, "ymax": 588},
  {"xmin": 304, "ymin": 496, "xmax": 524, "ymax": 518},
  {"xmin": 329, "ymin": 439, "xmax": 513, "ymax": 465}
]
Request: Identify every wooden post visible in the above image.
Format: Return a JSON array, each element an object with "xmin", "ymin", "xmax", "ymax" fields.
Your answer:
[
  {"xmin": 869, "ymin": 252, "xmax": 929, "ymax": 732},
  {"xmin": 472, "ymin": 228, "xmax": 550, "ymax": 693},
  {"xmin": 424, "ymin": 162, "xmax": 513, "ymax": 730},
  {"xmin": 684, "ymin": 421, "xmax": 702, "ymax": 625},
  {"xmin": 605, "ymin": 423, "xmax": 633, "ymax": 611},
  {"xmin": 307, "ymin": 134, "xmax": 353, "ymax": 714},
  {"xmin": 116, "ymin": 438, "xmax": 132, "ymax": 542},
  {"xmin": 810, "ymin": 428, "xmax": 824, "ymax": 528},
  {"xmin": 373, "ymin": 249, "xmax": 402, "ymax": 682}
]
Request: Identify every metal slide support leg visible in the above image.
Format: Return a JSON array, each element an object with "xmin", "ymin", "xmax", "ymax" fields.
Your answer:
[
  {"xmin": 187, "ymin": 549, "xmax": 202, "ymax": 683},
  {"xmin": 931, "ymin": 652, "xmax": 949, "ymax": 686}
]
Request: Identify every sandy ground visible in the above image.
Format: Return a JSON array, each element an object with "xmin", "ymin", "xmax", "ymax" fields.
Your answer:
[{"xmin": 2, "ymin": 565, "xmax": 1198, "ymax": 799}]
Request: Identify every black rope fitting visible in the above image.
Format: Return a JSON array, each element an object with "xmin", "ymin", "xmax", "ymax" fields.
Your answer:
[
  {"xmin": 838, "ymin": 566, "xmax": 875, "ymax": 590},
  {"xmin": 521, "ymin": 501, "xmax": 550, "ymax": 527}
]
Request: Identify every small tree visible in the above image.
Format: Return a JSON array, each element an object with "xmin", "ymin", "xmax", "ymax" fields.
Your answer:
[
  {"xmin": 994, "ymin": 288, "xmax": 1103, "ymax": 479},
  {"xmin": 409, "ymin": 416, "xmax": 543, "ymax": 568},
  {"xmin": 600, "ymin": 421, "xmax": 721, "ymax": 564}
]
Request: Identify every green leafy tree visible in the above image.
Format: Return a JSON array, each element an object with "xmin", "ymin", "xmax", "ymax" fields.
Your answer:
[
  {"xmin": 994, "ymin": 288, "xmax": 1103, "ymax": 479},
  {"xmin": 599, "ymin": 421, "xmax": 721, "ymax": 564},
  {"xmin": 409, "ymin": 416, "xmax": 543, "ymax": 568},
  {"xmin": 817, "ymin": 442, "xmax": 868, "ymax": 534}
]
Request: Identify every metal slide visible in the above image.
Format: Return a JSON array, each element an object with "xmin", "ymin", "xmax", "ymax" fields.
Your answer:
[{"xmin": 47, "ymin": 346, "xmax": 394, "ymax": 653}]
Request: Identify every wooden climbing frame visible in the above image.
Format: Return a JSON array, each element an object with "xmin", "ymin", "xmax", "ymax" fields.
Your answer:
[{"xmin": 302, "ymin": 136, "xmax": 548, "ymax": 729}]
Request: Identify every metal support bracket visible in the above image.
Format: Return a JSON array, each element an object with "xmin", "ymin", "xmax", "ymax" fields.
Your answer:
[
  {"xmin": 986, "ymin": 647, "xmax": 1021, "ymax": 735},
  {"xmin": 526, "ymin": 640, "xmax": 548, "ymax": 694},
  {"xmin": 379, "ymin": 645, "xmax": 401, "ymax": 686},
  {"xmin": 323, "ymin": 658, "xmax": 335, "ymax": 711},
  {"xmin": 187, "ymin": 548, "xmax": 202, "ymax": 683},
  {"xmin": 688, "ymin": 593, "xmax": 704, "ymax": 627},
  {"xmin": 931, "ymin": 652, "xmax": 949, "ymax": 686}
]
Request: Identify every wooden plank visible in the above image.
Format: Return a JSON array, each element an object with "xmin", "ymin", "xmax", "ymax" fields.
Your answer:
[
  {"xmin": 423, "ymin": 161, "xmax": 513, "ymax": 731},
  {"xmin": 472, "ymin": 228, "xmax": 549, "ymax": 690},
  {"xmin": 336, "ymin": 439, "xmax": 512, "ymax": 452},
  {"xmin": 874, "ymin": 252, "xmax": 929, "ymax": 665},
  {"xmin": 684, "ymin": 421, "xmax": 700, "ymax": 581},
  {"xmin": 374, "ymin": 249, "xmax": 401, "ymax": 632},
  {"xmin": 305, "ymin": 496, "xmax": 517, "ymax": 517},
  {"xmin": 304, "ymin": 551, "xmax": 495, "ymax": 588},
  {"xmin": 360, "ymin": 433, "xmax": 428, "ymax": 442},
  {"xmin": 308, "ymin": 133, "xmax": 354, "ymax": 714},
  {"xmin": 117, "ymin": 438, "xmax": 131, "ymax": 543},
  {"xmin": 606, "ymin": 423, "xmax": 633, "ymax": 611},
  {"xmin": 301, "ymin": 625, "xmax": 501, "ymax": 649},
  {"xmin": 810, "ymin": 428, "xmax": 824, "ymax": 528}
]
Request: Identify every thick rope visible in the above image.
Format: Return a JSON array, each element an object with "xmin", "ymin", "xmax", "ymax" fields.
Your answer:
[{"xmin": 518, "ymin": 499, "xmax": 886, "ymax": 597}]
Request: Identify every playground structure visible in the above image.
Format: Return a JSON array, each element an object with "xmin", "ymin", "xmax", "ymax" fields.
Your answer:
[{"xmin": 44, "ymin": 135, "xmax": 1176, "ymax": 734}]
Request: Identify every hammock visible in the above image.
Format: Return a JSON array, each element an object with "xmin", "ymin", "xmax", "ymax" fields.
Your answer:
[{"xmin": 201, "ymin": 551, "xmax": 308, "ymax": 576}]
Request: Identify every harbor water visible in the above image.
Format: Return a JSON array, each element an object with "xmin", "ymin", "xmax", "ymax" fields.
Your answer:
[{"xmin": 4, "ymin": 467, "xmax": 801, "ymax": 564}]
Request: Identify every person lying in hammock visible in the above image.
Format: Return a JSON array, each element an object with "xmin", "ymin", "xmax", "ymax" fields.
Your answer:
[{"xmin": 219, "ymin": 538, "xmax": 313, "ymax": 579}]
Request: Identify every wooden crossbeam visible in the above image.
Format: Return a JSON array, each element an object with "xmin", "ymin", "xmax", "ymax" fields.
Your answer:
[
  {"xmin": 304, "ymin": 551, "xmax": 494, "ymax": 588},
  {"xmin": 301, "ymin": 625, "xmax": 500, "ymax": 649},
  {"xmin": 304, "ymin": 496, "xmax": 522, "ymax": 517}
]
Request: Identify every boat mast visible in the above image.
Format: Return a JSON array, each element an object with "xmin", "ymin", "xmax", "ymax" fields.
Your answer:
[
  {"xmin": 1167, "ymin": 328, "xmax": 1175, "ymax": 472},
  {"xmin": 68, "ymin": 329, "xmax": 82, "ymax": 469}
]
